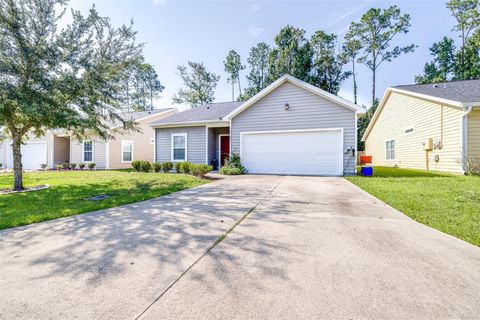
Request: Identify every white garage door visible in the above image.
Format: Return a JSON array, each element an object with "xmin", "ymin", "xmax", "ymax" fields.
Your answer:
[
  {"xmin": 8, "ymin": 143, "xmax": 47, "ymax": 170},
  {"xmin": 241, "ymin": 129, "xmax": 343, "ymax": 176}
]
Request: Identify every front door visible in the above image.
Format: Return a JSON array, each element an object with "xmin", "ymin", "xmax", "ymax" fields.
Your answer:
[{"xmin": 220, "ymin": 135, "xmax": 230, "ymax": 166}]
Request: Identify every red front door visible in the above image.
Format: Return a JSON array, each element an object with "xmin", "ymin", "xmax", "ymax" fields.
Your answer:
[{"xmin": 220, "ymin": 135, "xmax": 230, "ymax": 166}]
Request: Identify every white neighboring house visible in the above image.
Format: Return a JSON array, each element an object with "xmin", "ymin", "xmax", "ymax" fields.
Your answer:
[{"xmin": 0, "ymin": 108, "xmax": 176, "ymax": 170}]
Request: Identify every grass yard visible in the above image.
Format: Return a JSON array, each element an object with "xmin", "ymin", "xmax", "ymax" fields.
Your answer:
[
  {"xmin": 347, "ymin": 166, "xmax": 480, "ymax": 247},
  {"xmin": 0, "ymin": 171, "xmax": 208, "ymax": 230}
]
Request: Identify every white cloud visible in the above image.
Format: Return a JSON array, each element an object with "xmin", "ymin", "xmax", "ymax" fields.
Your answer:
[
  {"xmin": 249, "ymin": 3, "xmax": 261, "ymax": 12},
  {"xmin": 248, "ymin": 25, "xmax": 264, "ymax": 38}
]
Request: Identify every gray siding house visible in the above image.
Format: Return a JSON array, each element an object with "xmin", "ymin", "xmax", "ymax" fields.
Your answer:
[{"xmin": 151, "ymin": 75, "xmax": 361, "ymax": 176}]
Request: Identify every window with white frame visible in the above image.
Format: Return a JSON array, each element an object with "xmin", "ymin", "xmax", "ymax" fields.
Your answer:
[
  {"xmin": 386, "ymin": 139, "xmax": 395, "ymax": 160},
  {"xmin": 122, "ymin": 140, "xmax": 133, "ymax": 162},
  {"xmin": 83, "ymin": 141, "xmax": 93, "ymax": 162},
  {"xmin": 171, "ymin": 133, "xmax": 187, "ymax": 162}
]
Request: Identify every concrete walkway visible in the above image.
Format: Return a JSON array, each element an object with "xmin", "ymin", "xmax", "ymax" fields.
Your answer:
[{"xmin": 1, "ymin": 175, "xmax": 480, "ymax": 319}]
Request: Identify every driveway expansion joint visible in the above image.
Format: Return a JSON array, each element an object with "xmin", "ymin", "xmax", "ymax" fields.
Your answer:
[{"xmin": 133, "ymin": 177, "xmax": 284, "ymax": 320}]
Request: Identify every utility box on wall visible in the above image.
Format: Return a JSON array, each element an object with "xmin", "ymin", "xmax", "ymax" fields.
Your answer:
[{"xmin": 424, "ymin": 138, "xmax": 433, "ymax": 151}]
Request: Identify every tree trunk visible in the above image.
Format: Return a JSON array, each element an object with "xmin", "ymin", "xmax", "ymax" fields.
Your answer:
[
  {"xmin": 352, "ymin": 59, "xmax": 357, "ymax": 105},
  {"xmin": 12, "ymin": 135, "xmax": 24, "ymax": 191},
  {"xmin": 231, "ymin": 82, "xmax": 234, "ymax": 101},
  {"xmin": 461, "ymin": 29, "xmax": 465, "ymax": 79},
  {"xmin": 238, "ymin": 76, "xmax": 242, "ymax": 97},
  {"xmin": 372, "ymin": 66, "xmax": 376, "ymax": 107}
]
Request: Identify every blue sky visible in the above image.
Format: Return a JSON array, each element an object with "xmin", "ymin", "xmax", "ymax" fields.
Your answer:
[{"xmin": 68, "ymin": 0, "xmax": 458, "ymax": 109}]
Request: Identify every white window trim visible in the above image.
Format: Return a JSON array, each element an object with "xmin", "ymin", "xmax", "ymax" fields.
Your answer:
[
  {"xmin": 171, "ymin": 133, "xmax": 187, "ymax": 162},
  {"xmin": 385, "ymin": 138, "xmax": 395, "ymax": 161},
  {"xmin": 218, "ymin": 134, "xmax": 230, "ymax": 167},
  {"xmin": 121, "ymin": 140, "xmax": 134, "ymax": 163},
  {"xmin": 82, "ymin": 140, "xmax": 94, "ymax": 163},
  {"xmin": 404, "ymin": 126, "xmax": 415, "ymax": 135}
]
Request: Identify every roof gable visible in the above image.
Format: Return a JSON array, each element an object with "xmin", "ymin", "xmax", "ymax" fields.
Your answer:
[{"xmin": 224, "ymin": 75, "xmax": 360, "ymax": 119}]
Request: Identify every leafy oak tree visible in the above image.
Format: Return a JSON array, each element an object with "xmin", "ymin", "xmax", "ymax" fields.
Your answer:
[
  {"xmin": 309, "ymin": 31, "xmax": 351, "ymax": 95},
  {"xmin": 241, "ymin": 42, "xmax": 271, "ymax": 100},
  {"xmin": 173, "ymin": 61, "xmax": 220, "ymax": 108},
  {"xmin": 0, "ymin": 0, "xmax": 142, "ymax": 191},
  {"xmin": 223, "ymin": 50, "xmax": 245, "ymax": 101},
  {"xmin": 268, "ymin": 25, "xmax": 312, "ymax": 82},
  {"xmin": 415, "ymin": 37, "xmax": 456, "ymax": 84},
  {"xmin": 347, "ymin": 6, "xmax": 416, "ymax": 105}
]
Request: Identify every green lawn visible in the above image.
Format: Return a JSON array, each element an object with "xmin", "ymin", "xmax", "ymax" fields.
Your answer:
[
  {"xmin": 0, "ymin": 171, "xmax": 208, "ymax": 230},
  {"xmin": 347, "ymin": 166, "xmax": 480, "ymax": 247}
]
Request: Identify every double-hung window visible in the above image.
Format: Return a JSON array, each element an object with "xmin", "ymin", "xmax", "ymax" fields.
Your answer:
[
  {"xmin": 83, "ymin": 141, "xmax": 93, "ymax": 162},
  {"xmin": 171, "ymin": 133, "xmax": 187, "ymax": 162},
  {"xmin": 386, "ymin": 139, "xmax": 395, "ymax": 161},
  {"xmin": 122, "ymin": 140, "xmax": 133, "ymax": 162}
]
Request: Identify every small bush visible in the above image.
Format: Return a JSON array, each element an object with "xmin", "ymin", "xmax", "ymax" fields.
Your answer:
[
  {"xmin": 152, "ymin": 162, "xmax": 162, "ymax": 173},
  {"xmin": 88, "ymin": 163, "xmax": 96, "ymax": 170},
  {"xmin": 140, "ymin": 161, "xmax": 152, "ymax": 173},
  {"xmin": 131, "ymin": 160, "xmax": 142, "ymax": 172},
  {"xmin": 219, "ymin": 166, "xmax": 244, "ymax": 175},
  {"xmin": 220, "ymin": 153, "xmax": 246, "ymax": 175},
  {"xmin": 55, "ymin": 164, "xmax": 63, "ymax": 171},
  {"xmin": 62, "ymin": 163, "xmax": 69, "ymax": 170},
  {"xmin": 466, "ymin": 157, "xmax": 480, "ymax": 176},
  {"xmin": 162, "ymin": 161, "xmax": 173, "ymax": 173},
  {"xmin": 40, "ymin": 164, "xmax": 48, "ymax": 170},
  {"xmin": 174, "ymin": 162, "xmax": 182, "ymax": 173},
  {"xmin": 70, "ymin": 163, "xmax": 77, "ymax": 170},
  {"xmin": 179, "ymin": 161, "xmax": 192, "ymax": 174},
  {"xmin": 78, "ymin": 163, "xmax": 85, "ymax": 170},
  {"xmin": 190, "ymin": 164, "xmax": 213, "ymax": 178}
]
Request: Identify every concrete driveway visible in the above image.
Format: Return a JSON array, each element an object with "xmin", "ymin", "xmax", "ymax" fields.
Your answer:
[{"xmin": 1, "ymin": 176, "xmax": 480, "ymax": 319}]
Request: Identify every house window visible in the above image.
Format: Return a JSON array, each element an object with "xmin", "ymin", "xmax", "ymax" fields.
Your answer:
[
  {"xmin": 404, "ymin": 127, "xmax": 414, "ymax": 135},
  {"xmin": 386, "ymin": 139, "xmax": 395, "ymax": 161},
  {"xmin": 171, "ymin": 133, "xmax": 187, "ymax": 162},
  {"xmin": 122, "ymin": 140, "xmax": 133, "ymax": 162},
  {"xmin": 83, "ymin": 141, "xmax": 93, "ymax": 162}
]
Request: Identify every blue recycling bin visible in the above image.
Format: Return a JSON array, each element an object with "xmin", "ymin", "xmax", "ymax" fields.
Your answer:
[{"xmin": 361, "ymin": 166, "xmax": 373, "ymax": 176}]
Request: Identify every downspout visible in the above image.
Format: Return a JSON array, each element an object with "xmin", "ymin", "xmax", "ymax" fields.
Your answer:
[{"xmin": 461, "ymin": 106, "xmax": 473, "ymax": 173}]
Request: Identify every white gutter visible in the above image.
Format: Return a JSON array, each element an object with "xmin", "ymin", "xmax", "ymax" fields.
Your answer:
[{"xmin": 461, "ymin": 106, "xmax": 474, "ymax": 173}]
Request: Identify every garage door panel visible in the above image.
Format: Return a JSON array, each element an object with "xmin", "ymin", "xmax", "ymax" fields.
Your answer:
[
  {"xmin": 8, "ymin": 143, "xmax": 47, "ymax": 170},
  {"xmin": 241, "ymin": 130, "xmax": 343, "ymax": 176}
]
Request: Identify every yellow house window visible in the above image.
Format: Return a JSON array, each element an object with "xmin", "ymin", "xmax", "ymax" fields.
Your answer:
[{"xmin": 386, "ymin": 139, "xmax": 395, "ymax": 161}]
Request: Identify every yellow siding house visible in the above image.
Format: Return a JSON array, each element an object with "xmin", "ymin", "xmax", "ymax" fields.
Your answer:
[{"xmin": 363, "ymin": 80, "xmax": 480, "ymax": 174}]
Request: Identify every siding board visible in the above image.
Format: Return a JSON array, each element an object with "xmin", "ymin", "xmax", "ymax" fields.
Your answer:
[
  {"xmin": 468, "ymin": 109, "xmax": 480, "ymax": 158},
  {"xmin": 155, "ymin": 126, "xmax": 206, "ymax": 164}
]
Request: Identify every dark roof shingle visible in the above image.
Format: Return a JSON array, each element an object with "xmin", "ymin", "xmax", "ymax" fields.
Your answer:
[
  {"xmin": 393, "ymin": 79, "xmax": 480, "ymax": 104},
  {"xmin": 151, "ymin": 101, "xmax": 243, "ymax": 125},
  {"xmin": 106, "ymin": 108, "xmax": 174, "ymax": 127}
]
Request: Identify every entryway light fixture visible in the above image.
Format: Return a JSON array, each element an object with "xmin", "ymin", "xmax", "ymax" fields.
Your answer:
[{"xmin": 285, "ymin": 103, "xmax": 290, "ymax": 110}]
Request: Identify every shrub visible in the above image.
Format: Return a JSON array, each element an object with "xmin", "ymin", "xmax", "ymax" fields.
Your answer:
[
  {"xmin": 466, "ymin": 157, "xmax": 480, "ymax": 176},
  {"xmin": 190, "ymin": 164, "xmax": 213, "ymax": 178},
  {"xmin": 88, "ymin": 163, "xmax": 96, "ymax": 170},
  {"xmin": 70, "ymin": 163, "xmax": 77, "ymax": 170},
  {"xmin": 179, "ymin": 161, "xmax": 192, "ymax": 174},
  {"xmin": 152, "ymin": 162, "xmax": 162, "ymax": 173},
  {"xmin": 40, "ymin": 164, "xmax": 48, "ymax": 170},
  {"xmin": 62, "ymin": 163, "xmax": 69, "ymax": 170},
  {"xmin": 140, "ymin": 160, "xmax": 152, "ymax": 173},
  {"xmin": 162, "ymin": 161, "xmax": 173, "ymax": 173},
  {"xmin": 219, "ymin": 166, "xmax": 244, "ymax": 175},
  {"xmin": 131, "ymin": 160, "xmax": 142, "ymax": 172},
  {"xmin": 220, "ymin": 153, "xmax": 246, "ymax": 175},
  {"xmin": 174, "ymin": 162, "xmax": 182, "ymax": 173},
  {"xmin": 55, "ymin": 164, "xmax": 63, "ymax": 171},
  {"xmin": 78, "ymin": 163, "xmax": 86, "ymax": 170}
]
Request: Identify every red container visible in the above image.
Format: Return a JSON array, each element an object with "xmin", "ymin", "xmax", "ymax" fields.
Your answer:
[{"xmin": 360, "ymin": 155, "xmax": 372, "ymax": 164}]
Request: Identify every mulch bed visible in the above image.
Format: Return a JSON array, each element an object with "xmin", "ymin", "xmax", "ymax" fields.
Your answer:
[{"xmin": 0, "ymin": 184, "xmax": 49, "ymax": 195}]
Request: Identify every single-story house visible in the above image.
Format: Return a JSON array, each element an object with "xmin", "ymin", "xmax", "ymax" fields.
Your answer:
[
  {"xmin": 362, "ymin": 80, "xmax": 480, "ymax": 173},
  {"xmin": 151, "ymin": 75, "xmax": 361, "ymax": 176},
  {"xmin": 0, "ymin": 108, "xmax": 176, "ymax": 170}
]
